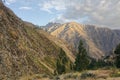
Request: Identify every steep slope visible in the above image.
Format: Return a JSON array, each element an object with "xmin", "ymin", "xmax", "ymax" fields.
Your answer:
[
  {"xmin": 37, "ymin": 29, "xmax": 75, "ymax": 62},
  {"xmin": 25, "ymin": 22, "xmax": 75, "ymax": 62},
  {"xmin": 46, "ymin": 22, "xmax": 120, "ymax": 59},
  {"xmin": 0, "ymin": 2, "xmax": 73, "ymax": 79},
  {"xmin": 84, "ymin": 25, "xmax": 120, "ymax": 55}
]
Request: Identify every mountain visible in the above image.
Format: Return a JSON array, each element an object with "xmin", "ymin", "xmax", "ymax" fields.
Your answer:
[
  {"xmin": 43, "ymin": 22, "xmax": 61, "ymax": 33},
  {"xmin": 0, "ymin": 2, "xmax": 74, "ymax": 79},
  {"xmin": 45, "ymin": 22, "xmax": 120, "ymax": 59}
]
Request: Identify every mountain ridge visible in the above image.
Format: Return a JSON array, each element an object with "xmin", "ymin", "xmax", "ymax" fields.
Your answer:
[{"xmin": 44, "ymin": 22, "xmax": 120, "ymax": 59}]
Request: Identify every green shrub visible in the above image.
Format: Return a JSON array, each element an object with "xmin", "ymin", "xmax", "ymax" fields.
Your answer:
[
  {"xmin": 111, "ymin": 71, "xmax": 120, "ymax": 77},
  {"xmin": 54, "ymin": 76, "xmax": 60, "ymax": 80},
  {"xmin": 64, "ymin": 73, "xmax": 78, "ymax": 79},
  {"xmin": 81, "ymin": 72, "xmax": 96, "ymax": 79}
]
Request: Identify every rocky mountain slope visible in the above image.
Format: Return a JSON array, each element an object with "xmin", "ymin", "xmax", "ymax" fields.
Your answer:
[
  {"xmin": 0, "ymin": 2, "xmax": 74, "ymax": 80},
  {"xmin": 45, "ymin": 22, "xmax": 120, "ymax": 59}
]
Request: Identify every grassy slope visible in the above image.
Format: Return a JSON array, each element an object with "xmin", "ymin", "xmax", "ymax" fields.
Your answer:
[{"xmin": 0, "ymin": 2, "xmax": 73, "ymax": 79}]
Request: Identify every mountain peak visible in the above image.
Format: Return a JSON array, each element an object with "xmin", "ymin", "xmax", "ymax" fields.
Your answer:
[
  {"xmin": 45, "ymin": 22, "xmax": 61, "ymax": 27},
  {"xmin": 67, "ymin": 21, "xmax": 79, "ymax": 24},
  {"xmin": 66, "ymin": 22, "xmax": 83, "ymax": 26},
  {"xmin": 45, "ymin": 22, "xmax": 120, "ymax": 59}
]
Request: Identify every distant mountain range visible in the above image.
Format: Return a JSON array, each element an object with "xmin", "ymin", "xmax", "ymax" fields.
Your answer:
[{"xmin": 44, "ymin": 22, "xmax": 120, "ymax": 59}]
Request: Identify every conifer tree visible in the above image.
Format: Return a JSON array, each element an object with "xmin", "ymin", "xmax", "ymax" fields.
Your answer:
[
  {"xmin": 74, "ymin": 40, "xmax": 89, "ymax": 71},
  {"xmin": 114, "ymin": 43, "xmax": 120, "ymax": 68},
  {"xmin": 56, "ymin": 48, "xmax": 68, "ymax": 74}
]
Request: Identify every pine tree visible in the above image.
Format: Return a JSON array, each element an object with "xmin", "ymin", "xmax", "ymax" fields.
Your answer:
[
  {"xmin": 56, "ymin": 48, "xmax": 68, "ymax": 74},
  {"xmin": 114, "ymin": 43, "xmax": 120, "ymax": 68},
  {"xmin": 74, "ymin": 40, "xmax": 89, "ymax": 71}
]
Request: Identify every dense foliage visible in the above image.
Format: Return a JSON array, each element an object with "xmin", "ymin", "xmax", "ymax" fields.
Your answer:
[{"xmin": 88, "ymin": 58, "xmax": 107, "ymax": 69}]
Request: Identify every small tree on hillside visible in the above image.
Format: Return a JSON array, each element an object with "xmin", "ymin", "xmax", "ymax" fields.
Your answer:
[
  {"xmin": 114, "ymin": 43, "xmax": 120, "ymax": 68},
  {"xmin": 75, "ymin": 40, "xmax": 89, "ymax": 71},
  {"xmin": 56, "ymin": 48, "xmax": 68, "ymax": 74},
  {"xmin": 74, "ymin": 40, "xmax": 90, "ymax": 71}
]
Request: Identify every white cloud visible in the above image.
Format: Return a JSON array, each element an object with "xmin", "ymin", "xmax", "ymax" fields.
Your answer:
[
  {"xmin": 39, "ymin": 0, "xmax": 66, "ymax": 13},
  {"xmin": 19, "ymin": 6, "xmax": 32, "ymax": 10},
  {"xmin": 39, "ymin": 2, "xmax": 53, "ymax": 13},
  {"xmin": 50, "ymin": 14, "xmax": 71, "ymax": 23},
  {"xmin": 6, "ymin": 0, "xmax": 16, "ymax": 5},
  {"xmin": 40, "ymin": 0, "xmax": 120, "ymax": 29}
]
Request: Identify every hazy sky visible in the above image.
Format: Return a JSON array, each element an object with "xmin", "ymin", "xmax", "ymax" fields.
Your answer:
[{"xmin": 5, "ymin": 0, "xmax": 120, "ymax": 29}]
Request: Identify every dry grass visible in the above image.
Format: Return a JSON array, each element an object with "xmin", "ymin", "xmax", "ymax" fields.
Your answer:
[{"xmin": 22, "ymin": 69, "xmax": 120, "ymax": 80}]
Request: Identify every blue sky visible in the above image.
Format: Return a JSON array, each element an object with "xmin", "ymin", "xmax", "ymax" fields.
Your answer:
[
  {"xmin": 5, "ymin": 0, "xmax": 57, "ymax": 26},
  {"xmin": 5, "ymin": 0, "xmax": 120, "ymax": 28}
]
